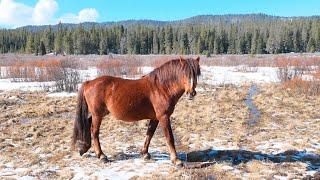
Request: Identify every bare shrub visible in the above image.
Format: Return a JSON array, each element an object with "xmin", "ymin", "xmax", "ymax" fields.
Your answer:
[
  {"xmin": 282, "ymin": 66, "xmax": 320, "ymax": 96},
  {"xmin": 4, "ymin": 59, "xmax": 62, "ymax": 82},
  {"xmin": 152, "ymin": 58, "xmax": 171, "ymax": 68},
  {"xmin": 97, "ymin": 58, "xmax": 143, "ymax": 77},
  {"xmin": 275, "ymin": 56, "xmax": 320, "ymax": 96},
  {"xmin": 2, "ymin": 58, "xmax": 80, "ymax": 92},
  {"xmin": 276, "ymin": 57, "xmax": 308, "ymax": 82},
  {"xmin": 309, "ymin": 69, "xmax": 320, "ymax": 95},
  {"xmin": 48, "ymin": 60, "xmax": 80, "ymax": 92}
]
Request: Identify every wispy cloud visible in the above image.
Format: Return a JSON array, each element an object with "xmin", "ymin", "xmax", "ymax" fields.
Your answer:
[{"xmin": 0, "ymin": 0, "xmax": 99, "ymax": 28}]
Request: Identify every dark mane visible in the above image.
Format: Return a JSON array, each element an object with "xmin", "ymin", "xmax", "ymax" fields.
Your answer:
[{"xmin": 147, "ymin": 58, "xmax": 201, "ymax": 87}]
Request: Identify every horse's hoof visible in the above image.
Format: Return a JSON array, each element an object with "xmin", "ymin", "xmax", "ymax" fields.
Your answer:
[
  {"xmin": 100, "ymin": 157, "xmax": 110, "ymax": 163},
  {"xmin": 142, "ymin": 153, "xmax": 151, "ymax": 160},
  {"xmin": 174, "ymin": 159, "xmax": 184, "ymax": 168},
  {"xmin": 79, "ymin": 150, "xmax": 85, "ymax": 156},
  {"xmin": 175, "ymin": 162, "xmax": 184, "ymax": 168},
  {"xmin": 99, "ymin": 155, "xmax": 110, "ymax": 163}
]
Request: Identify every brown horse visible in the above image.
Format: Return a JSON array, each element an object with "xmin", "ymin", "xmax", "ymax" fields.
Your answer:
[{"xmin": 72, "ymin": 57, "xmax": 201, "ymax": 166}]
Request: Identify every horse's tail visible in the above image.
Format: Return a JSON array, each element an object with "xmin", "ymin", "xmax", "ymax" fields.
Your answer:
[{"xmin": 72, "ymin": 84, "xmax": 92, "ymax": 155}]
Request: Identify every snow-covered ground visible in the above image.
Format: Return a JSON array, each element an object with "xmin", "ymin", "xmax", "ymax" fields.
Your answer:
[
  {"xmin": 200, "ymin": 66, "xmax": 279, "ymax": 85},
  {"xmin": 0, "ymin": 79, "xmax": 54, "ymax": 92},
  {"xmin": 0, "ymin": 66, "xmax": 281, "ymax": 93},
  {"xmin": 46, "ymin": 92, "xmax": 77, "ymax": 97}
]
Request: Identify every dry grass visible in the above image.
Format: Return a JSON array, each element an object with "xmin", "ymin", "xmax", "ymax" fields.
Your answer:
[
  {"xmin": 0, "ymin": 84, "xmax": 319, "ymax": 179},
  {"xmin": 253, "ymin": 84, "xmax": 320, "ymax": 153}
]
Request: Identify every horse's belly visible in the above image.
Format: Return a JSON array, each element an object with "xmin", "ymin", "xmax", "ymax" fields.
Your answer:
[
  {"xmin": 108, "ymin": 100, "xmax": 156, "ymax": 121},
  {"xmin": 111, "ymin": 108, "xmax": 154, "ymax": 121}
]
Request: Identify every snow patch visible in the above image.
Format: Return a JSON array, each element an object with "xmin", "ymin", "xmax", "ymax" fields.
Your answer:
[
  {"xmin": 71, "ymin": 157, "xmax": 171, "ymax": 180},
  {"xmin": 200, "ymin": 66, "xmax": 279, "ymax": 85},
  {"xmin": 47, "ymin": 92, "xmax": 77, "ymax": 97},
  {"xmin": 0, "ymin": 79, "xmax": 54, "ymax": 91}
]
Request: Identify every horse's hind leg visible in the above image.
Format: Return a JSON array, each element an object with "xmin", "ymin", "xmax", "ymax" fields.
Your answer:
[
  {"xmin": 91, "ymin": 114, "xmax": 108, "ymax": 162},
  {"xmin": 141, "ymin": 119, "xmax": 159, "ymax": 159}
]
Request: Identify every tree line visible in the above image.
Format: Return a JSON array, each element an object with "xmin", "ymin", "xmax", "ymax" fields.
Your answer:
[{"xmin": 1, "ymin": 15, "xmax": 320, "ymax": 55}]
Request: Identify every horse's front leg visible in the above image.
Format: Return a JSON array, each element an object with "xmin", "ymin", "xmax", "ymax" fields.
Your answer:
[
  {"xmin": 141, "ymin": 119, "xmax": 159, "ymax": 159},
  {"xmin": 158, "ymin": 115, "xmax": 183, "ymax": 166},
  {"xmin": 91, "ymin": 115, "xmax": 108, "ymax": 162}
]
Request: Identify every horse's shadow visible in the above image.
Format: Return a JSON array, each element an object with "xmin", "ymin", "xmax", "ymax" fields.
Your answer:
[
  {"xmin": 108, "ymin": 149, "xmax": 320, "ymax": 171},
  {"xmin": 180, "ymin": 149, "xmax": 320, "ymax": 170}
]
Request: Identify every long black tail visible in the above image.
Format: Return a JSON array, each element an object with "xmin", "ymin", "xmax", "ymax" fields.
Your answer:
[{"xmin": 72, "ymin": 85, "xmax": 92, "ymax": 155}]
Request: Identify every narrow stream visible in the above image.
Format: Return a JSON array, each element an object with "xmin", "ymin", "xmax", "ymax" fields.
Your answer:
[{"xmin": 244, "ymin": 84, "xmax": 261, "ymax": 126}]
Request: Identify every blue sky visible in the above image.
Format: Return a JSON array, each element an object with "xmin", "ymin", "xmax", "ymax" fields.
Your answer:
[{"xmin": 0, "ymin": 0, "xmax": 320, "ymax": 28}]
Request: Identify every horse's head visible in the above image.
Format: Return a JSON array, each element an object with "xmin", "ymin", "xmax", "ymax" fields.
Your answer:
[
  {"xmin": 147, "ymin": 56, "xmax": 201, "ymax": 99},
  {"xmin": 180, "ymin": 56, "xmax": 201, "ymax": 100}
]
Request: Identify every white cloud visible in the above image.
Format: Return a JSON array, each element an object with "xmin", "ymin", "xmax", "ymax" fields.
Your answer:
[
  {"xmin": 0, "ymin": 0, "xmax": 33, "ymax": 27},
  {"xmin": 59, "ymin": 8, "xmax": 99, "ymax": 24},
  {"xmin": 0, "ymin": 0, "xmax": 99, "ymax": 28},
  {"xmin": 32, "ymin": 0, "xmax": 58, "ymax": 25},
  {"xmin": 78, "ymin": 8, "xmax": 99, "ymax": 22}
]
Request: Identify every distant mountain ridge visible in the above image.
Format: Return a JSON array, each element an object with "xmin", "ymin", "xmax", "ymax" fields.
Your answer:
[{"xmin": 17, "ymin": 13, "xmax": 320, "ymax": 32}]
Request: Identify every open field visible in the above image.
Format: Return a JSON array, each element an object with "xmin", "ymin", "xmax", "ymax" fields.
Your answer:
[
  {"xmin": 0, "ymin": 54, "xmax": 320, "ymax": 179},
  {"xmin": 0, "ymin": 85, "xmax": 319, "ymax": 179}
]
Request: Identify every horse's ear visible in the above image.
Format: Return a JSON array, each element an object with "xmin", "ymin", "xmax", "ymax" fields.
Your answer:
[{"xmin": 196, "ymin": 56, "xmax": 200, "ymax": 62}]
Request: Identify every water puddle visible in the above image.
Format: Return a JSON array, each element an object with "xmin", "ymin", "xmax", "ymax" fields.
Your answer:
[{"xmin": 244, "ymin": 84, "xmax": 261, "ymax": 126}]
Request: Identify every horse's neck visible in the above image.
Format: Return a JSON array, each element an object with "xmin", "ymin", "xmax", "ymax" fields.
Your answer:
[
  {"xmin": 144, "ymin": 74, "xmax": 185, "ymax": 100},
  {"xmin": 158, "ymin": 80, "xmax": 185, "ymax": 101},
  {"xmin": 169, "ymin": 88, "xmax": 185, "ymax": 105},
  {"xmin": 167, "ymin": 84, "xmax": 185, "ymax": 98}
]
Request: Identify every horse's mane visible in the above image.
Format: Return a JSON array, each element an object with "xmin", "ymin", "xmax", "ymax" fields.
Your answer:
[{"xmin": 147, "ymin": 58, "xmax": 201, "ymax": 88}]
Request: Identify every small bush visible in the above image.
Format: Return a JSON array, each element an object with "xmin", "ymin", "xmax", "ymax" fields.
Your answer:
[
  {"xmin": 48, "ymin": 60, "xmax": 80, "ymax": 92},
  {"xmin": 276, "ymin": 56, "xmax": 311, "ymax": 82},
  {"xmin": 276, "ymin": 56, "xmax": 320, "ymax": 96},
  {"xmin": 282, "ymin": 69, "xmax": 320, "ymax": 96},
  {"xmin": 97, "ymin": 58, "xmax": 142, "ymax": 77}
]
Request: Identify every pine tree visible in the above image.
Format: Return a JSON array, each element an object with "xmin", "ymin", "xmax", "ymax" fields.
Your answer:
[
  {"xmin": 307, "ymin": 37, "xmax": 316, "ymax": 52},
  {"xmin": 181, "ymin": 32, "xmax": 190, "ymax": 54},
  {"xmin": 2, "ymin": 15, "xmax": 320, "ymax": 55},
  {"xmin": 165, "ymin": 26, "xmax": 173, "ymax": 54},
  {"xmin": 63, "ymin": 31, "xmax": 74, "ymax": 54},
  {"xmin": 152, "ymin": 30, "xmax": 159, "ymax": 54},
  {"xmin": 25, "ymin": 35, "xmax": 35, "ymax": 54},
  {"xmin": 54, "ymin": 23, "xmax": 64, "ymax": 54},
  {"xmin": 39, "ymin": 41, "xmax": 46, "ymax": 55},
  {"xmin": 43, "ymin": 25, "xmax": 54, "ymax": 53},
  {"xmin": 99, "ymin": 38, "xmax": 108, "ymax": 55}
]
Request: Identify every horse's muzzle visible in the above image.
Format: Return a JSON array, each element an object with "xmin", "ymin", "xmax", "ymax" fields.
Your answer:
[
  {"xmin": 187, "ymin": 90, "xmax": 197, "ymax": 100},
  {"xmin": 77, "ymin": 141, "xmax": 90, "ymax": 156}
]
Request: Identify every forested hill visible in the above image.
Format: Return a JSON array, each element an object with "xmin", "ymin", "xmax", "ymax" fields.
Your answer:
[
  {"xmin": 16, "ymin": 14, "xmax": 319, "ymax": 32},
  {"xmin": 17, "ymin": 20, "xmax": 168, "ymax": 32},
  {"xmin": 1, "ymin": 14, "xmax": 320, "ymax": 55}
]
